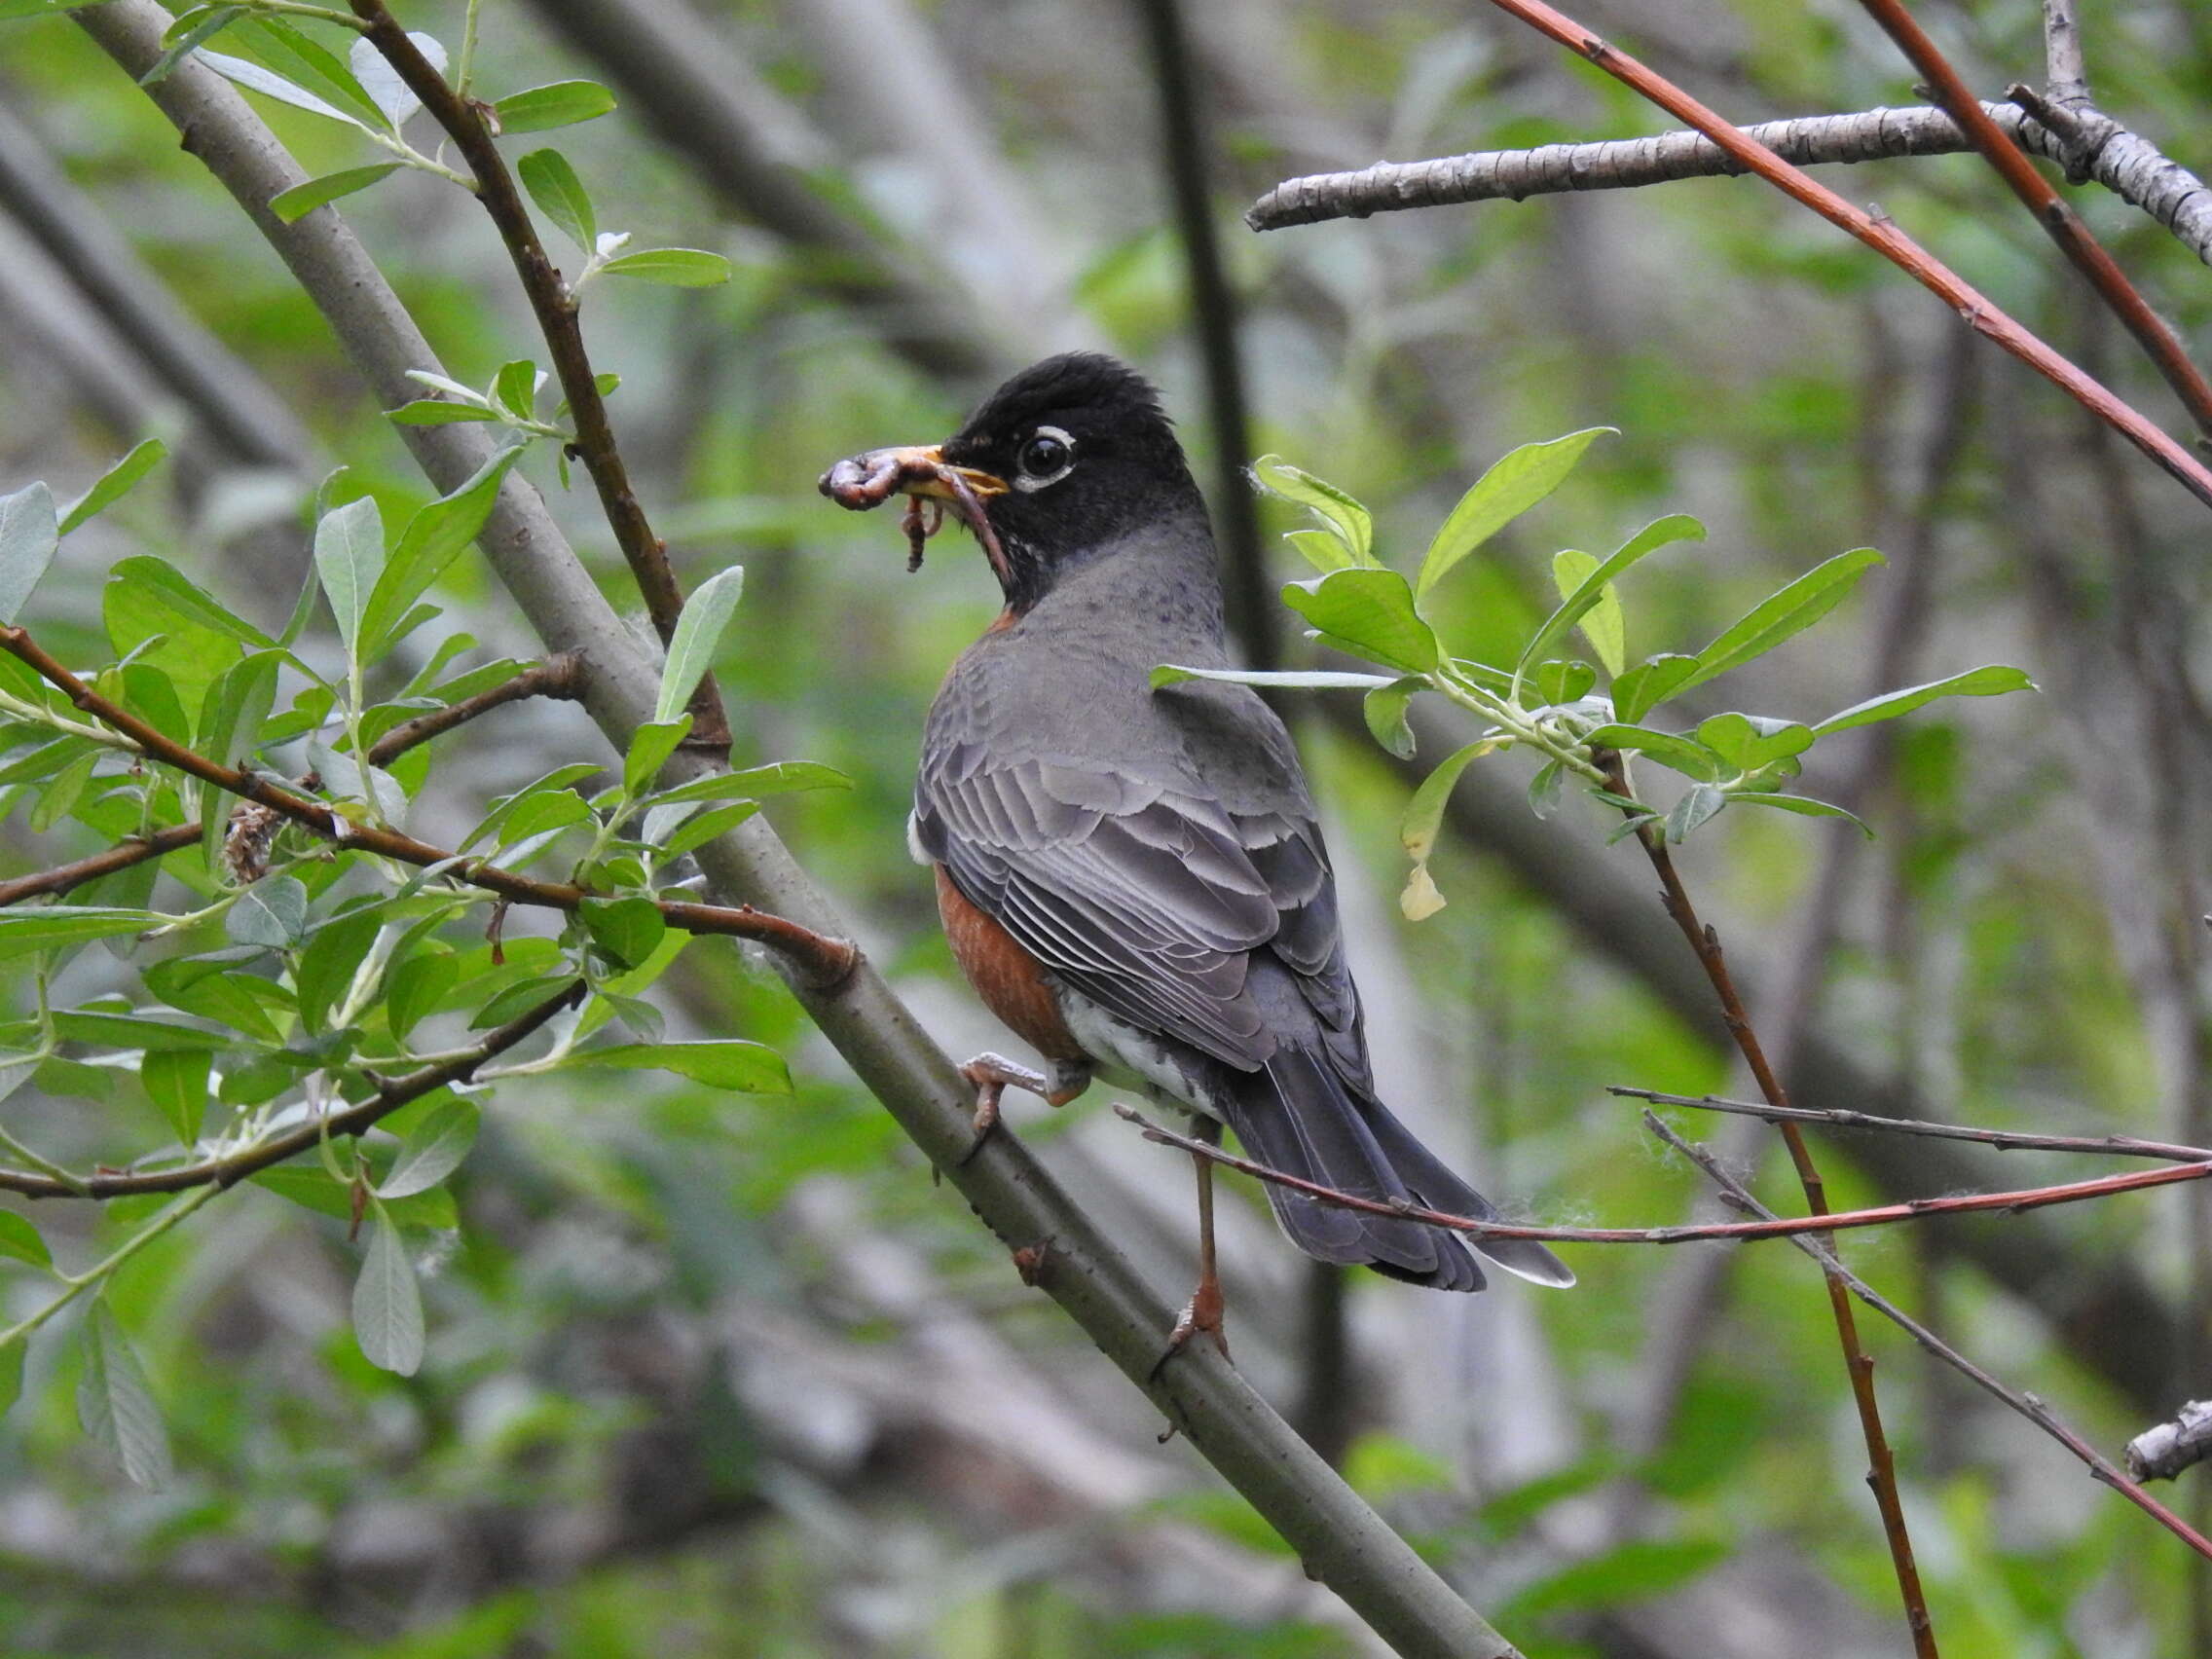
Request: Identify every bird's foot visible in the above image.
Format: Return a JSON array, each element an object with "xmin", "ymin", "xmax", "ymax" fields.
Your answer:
[
  {"xmin": 1148, "ymin": 1275, "xmax": 1231, "ymax": 1381},
  {"xmin": 954, "ymin": 1051, "xmax": 1050, "ymax": 1166}
]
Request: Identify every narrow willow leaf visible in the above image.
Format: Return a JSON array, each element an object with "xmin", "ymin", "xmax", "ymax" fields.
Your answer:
[
  {"xmin": 1731, "ymin": 793, "xmax": 1873, "ymax": 835},
  {"xmin": 1418, "ymin": 426, "xmax": 1616, "ymax": 600},
  {"xmin": 295, "ymin": 905, "xmax": 383, "ymax": 1033},
  {"xmin": 228, "ymin": 18, "xmax": 388, "ymax": 129},
  {"xmin": 656, "ymin": 800, "xmax": 758, "ymax": 862},
  {"xmin": 1516, "ymin": 514, "xmax": 1703, "ymax": 682},
  {"xmin": 599, "ymin": 248, "xmax": 733, "ymax": 287},
  {"xmin": 352, "ymin": 1205, "xmax": 425, "ymax": 1376},
  {"xmin": 1527, "ymin": 757, "xmax": 1565, "ymax": 820},
  {"xmin": 360, "ymin": 444, "xmax": 525, "ymax": 657},
  {"xmin": 517, "ymin": 147, "xmax": 596, "ymax": 253},
  {"xmin": 1683, "ymin": 548, "xmax": 1884, "ymax": 695},
  {"xmin": 1695, "ymin": 712, "xmax": 1814, "ymax": 771},
  {"xmin": 1363, "ymin": 679, "xmax": 1421, "ymax": 758},
  {"xmin": 1531, "ymin": 659, "xmax": 1596, "ymax": 707},
  {"xmin": 0, "ymin": 907, "xmax": 162, "ymax": 960},
  {"xmin": 1611, "ymin": 652, "xmax": 1700, "ymax": 724},
  {"xmin": 386, "ymin": 949, "xmax": 458, "ymax": 1041},
  {"xmin": 492, "ymin": 359, "xmax": 537, "ymax": 419},
  {"xmin": 58, "ymin": 440, "xmax": 166, "ymax": 535},
  {"xmin": 624, "ymin": 718, "xmax": 692, "ymax": 795},
  {"xmin": 228, "ymin": 874, "xmax": 308, "ymax": 948},
  {"xmin": 1811, "ymin": 665, "xmax": 2035, "ymax": 736},
  {"xmin": 493, "ymin": 79, "xmax": 616, "ymax": 133},
  {"xmin": 1665, "ymin": 784, "xmax": 1726, "ymax": 842},
  {"xmin": 0, "ymin": 1210, "xmax": 51, "ymax": 1270},
  {"xmin": 654, "ymin": 565, "xmax": 745, "ymax": 722},
  {"xmin": 1284, "ymin": 528, "xmax": 1356, "ymax": 574},
  {"xmin": 0, "ymin": 482, "xmax": 57, "ymax": 624},
  {"xmin": 1581, "ymin": 722, "xmax": 1722, "ymax": 782},
  {"xmin": 108, "ymin": 554, "xmax": 276, "ymax": 649},
  {"xmin": 1281, "ymin": 568, "xmax": 1440, "ymax": 674},
  {"xmin": 78, "ymin": 1302, "xmax": 172, "ymax": 1489},
  {"xmin": 565, "ymin": 1039, "xmax": 791, "ymax": 1092},
  {"xmin": 141, "ymin": 6, "xmax": 245, "ymax": 85},
  {"xmin": 195, "ymin": 49, "xmax": 368, "ymax": 129},
  {"xmin": 640, "ymin": 760, "xmax": 848, "ymax": 810},
  {"xmin": 380, "ymin": 1099, "xmax": 479, "ymax": 1198},
  {"xmin": 1249, "ymin": 456, "xmax": 1375, "ymax": 566},
  {"xmin": 140, "ymin": 1049, "xmax": 210, "ymax": 1146},
  {"xmin": 580, "ymin": 895, "xmax": 666, "ymax": 970},
  {"xmin": 1149, "ymin": 665, "xmax": 1394, "ymax": 692},
  {"xmin": 1398, "ymin": 738, "xmax": 1501, "ymax": 919},
  {"xmin": 387, "ymin": 400, "xmax": 501, "ymax": 426},
  {"xmin": 348, "ymin": 30, "xmax": 444, "ymax": 127},
  {"xmin": 270, "ymin": 163, "xmax": 400, "ymax": 224},
  {"xmin": 1551, "ymin": 549, "xmax": 1626, "ymax": 675},
  {"xmin": 313, "ymin": 496, "xmax": 385, "ymax": 655}
]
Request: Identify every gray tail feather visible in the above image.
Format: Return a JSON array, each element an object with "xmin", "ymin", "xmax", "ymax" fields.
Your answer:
[{"xmin": 1215, "ymin": 1048, "xmax": 1573, "ymax": 1292}]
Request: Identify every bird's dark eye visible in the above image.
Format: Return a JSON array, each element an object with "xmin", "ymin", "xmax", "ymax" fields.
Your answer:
[{"xmin": 1015, "ymin": 426, "xmax": 1075, "ymax": 485}]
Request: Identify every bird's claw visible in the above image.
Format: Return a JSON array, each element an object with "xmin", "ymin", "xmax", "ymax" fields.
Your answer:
[{"xmin": 1148, "ymin": 1277, "xmax": 1230, "ymax": 1381}]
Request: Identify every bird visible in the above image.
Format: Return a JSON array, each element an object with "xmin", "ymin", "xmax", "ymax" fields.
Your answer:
[{"xmin": 820, "ymin": 351, "xmax": 1572, "ymax": 1356}]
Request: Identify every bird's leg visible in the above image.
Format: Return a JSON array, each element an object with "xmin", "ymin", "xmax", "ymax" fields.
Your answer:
[
  {"xmin": 1153, "ymin": 1117, "xmax": 1231, "ymax": 1375},
  {"xmin": 952, "ymin": 1051, "xmax": 1086, "ymax": 1165}
]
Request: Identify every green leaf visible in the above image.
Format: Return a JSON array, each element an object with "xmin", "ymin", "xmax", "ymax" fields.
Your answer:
[
  {"xmin": 1503, "ymin": 1538, "xmax": 1728, "ymax": 1622},
  {"xmin": 624, "ymin": 718, "xmax": 691, "ymax": 795},
  {"xmin": 1363, "ymin": 679, "xmax": 1421, "ymax": 759},
  {"xmin": 1532, "ymin": 659, "xmax": 1596, "ymax": 707},
  {"xmin": 196, "ymin": 48, "xmax": 370, "ymax": 129},
  {"xmin": 1398, "ymin": 739, "xmax": 1501, "ymax": 921},
  {"xmin": 1552, "ymin": 549, "xmax": 1625, "ymax": 675},
  {"xmin": 0, "ymin": 481, "xmax": 57, "ymax": 624},
  {"xmin": 517, "ymin": 147, "xmax": 596, "ymax": 253},
  {"xmin": 295, "ymin": 905, "xmax": 383, "ymax": 1033},
  {"xmin": 1695, "ymin": 712, "xmax": 1814, "ymax": 771},
  {"xmin": 360, "ymin": 444, "xmax": 525, "ymax": 657},
  {"xmin": 462, "ymin": 762, "xmax": 601, "ymax": 849},
  {"xmin": 314, "ymin": 496, "xmax": 385, "ymax": 657},
  {"xmin": 352, "ymin": 1204, "xmax": 425, "ymax": 1376},
  {"xmin": 252, "ymin": 1165, "xmax": 455, "ymax": 1231},
  {"xmin": 580, "ymin": 896, "xmax": 666, "ymax": 970},
  {"xmin": 599, "ymin": 247, "xmax": 733, "ymax": 287},
  {"xmin": 1612, "ymin": 652, "xmax": 1700, "ymax": 723},
  {"xmin": 1665, "ymin": 783, "xmax": 1726, "ymax": 842},
  {"xmin": 1516, "ymin": 514, "xmax": 1703, "ymax": 683},
  {"xmin": 640, "ymin": 760, "xmax": 849, "ymax": 810},
  {"xmin": 140, "ymin": 1049, "xmax": 210, "ymax": 1146},
  {"xmin": 141, "ymin": 6, "xmax": 246, "ymax": 86},
  {"xmin": 493, "ymin": 79, "xmax": 616, "ymax": 133},
  {"xmin": 1149, "ymin": 665, "xmax": 1395, "ymax": 692},
  {"xmin": 1284, "ymin": 528, "xmax": 1356, "ymax": 574},
  {"xmin": 1527, "ymin": 757, "xmax": 1565, "ymax": 819},
  {"xmin": 653, "ymin": 565, "xmax": 745, "ymax": 723},
  {"xmin": 566, "ymin": 1039, "xmax": 791, "ymax": 1092},
  {"xmin": 387, "ymin": 399, "xmax": 501, "ymax": 426},
  {"xmin": 1581, "ymin": 723, "xmax": 1722, "ymax": 782},
  {"xmin": 269, "ymin": 163, "xmax": 401, "ymax": 224},
  {"xmin": 1418, "ymin": 426, "xmax": 1615, "ymax": 600},
  {"xmin": 1683, "ymin": 548, "xmax": 1884, "ymax": 694},
  {"xmin": 1731, "ymin": 793, "xmax": 1873, "ymax": 835},
  {"xmin": 380, "ymin": 1099, "xmax": 479, "ymax": 1198},
  {"xmin": 386, "ymin": 949, "xmax": 457, "ymax": 1041},
  {"xmin": 653, "ymin": 800, "xmax": 758, "ymax": 863},
  {"xmin": 59, "ymin": 440, "xmax": 166, "ymax": 535},
  {"xmin": 78, "ymin": 1302, "xmax": 172, "ymax": 1489},
  {"xmin": 228, "ymin": 18, "xmax": 389, "ymax": 129},
  {"xmin": 1281, "ymin": 568, "xmax": 1440, "ymax": 674},
  {"xmin": 228, "ymin": 874, "xmax": 309, "ymax": 949},
  {"xmin": 347, "ymin": 30, "xmax": 443, "ymax": 128},
  {"xmin": 0, "ymin": 1211, "xmax": 51, "ymax": 1270},
  {"xmin": 109, "ymin": 556, "xmax": 276, "ymax": 650},
  {"xmin": 0, "ymin": 908, "xmax": 160, "ymax": 960},
  {"xmin": 492, "ymin": 359, "xmax": 537, "ymax": 420},
  {"xmin": 1811, "ymin": 666, "xmax": 2036, "ymax": 736},
  {"xmin": 1249, "ymin": 456, "xmax": 1374, "ymax": 567}
]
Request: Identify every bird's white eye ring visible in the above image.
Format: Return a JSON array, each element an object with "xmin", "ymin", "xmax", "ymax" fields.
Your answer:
[{"xmin": 1013, "ymin": 425, "xmax": 1077, "ymax": 491}]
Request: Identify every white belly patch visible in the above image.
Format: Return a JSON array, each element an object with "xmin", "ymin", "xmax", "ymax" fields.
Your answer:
[{"xmin": 1059, "ymin": 989, "xmax": 1225, "ymax": 1124}]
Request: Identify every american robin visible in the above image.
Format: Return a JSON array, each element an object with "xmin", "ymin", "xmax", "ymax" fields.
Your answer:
[{"xmin": 821, "ymin": 352, "xmax": 1573, "ymax": 1354}]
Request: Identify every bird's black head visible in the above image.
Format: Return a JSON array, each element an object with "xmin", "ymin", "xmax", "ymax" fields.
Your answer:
[{"xmin": 819, "ymin": 352, "xmax": 1208, "ymax": 614}]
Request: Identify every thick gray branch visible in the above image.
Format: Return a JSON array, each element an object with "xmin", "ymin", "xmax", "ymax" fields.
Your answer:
[
  {"xmin": 1248, "ymin": 101, "xmax": 2212, "ymax": 272},
  {"xmin": 2128, "ymin": 1400, "xmax": 2212, "ymax": 1481},
  {"xmin": 75, "ymin": 5, "xmax": 1518, "ymax": 1653}
]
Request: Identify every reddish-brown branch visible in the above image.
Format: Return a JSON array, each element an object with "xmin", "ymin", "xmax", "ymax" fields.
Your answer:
[
  {"xmin": 1622, "ymin": 805, "xmax": 1936, "ymax": 1654},
  {"xmin": 0, "ymin": 625, "xmax": 856, "ymax": 987},
  {"xmin": 0, "ymin": 654, "xmax": 585, "ymax": 908},
  {"xmin": 1614, "ymin": 1086, "xmax": 2212, "ymax": 1162},
  {"xmin": 1470, "ymin": 0, "xmax": 2212, "ymax": 514},
  {"xmin": 363, "ymin": 649, "xmax": 584, "ymax": 765},
  {"xmin": 1652, "ymin": 1112, "xmax": 2212, "ymax": 1562},
  {"xmin": 0, "ymin": 981, "xmax": 583, "ymax": 1200},
  {"xmin": 347, "ymin": 0, "xmax": 730, "ymax": 754},
  {"xmin": 1850, "ymin": 0, "xmax": 2212, "ymax": 440},
  {"xmin": 1115, "ymin": 1104, "xmax": 2212, "ymax": 1245}
]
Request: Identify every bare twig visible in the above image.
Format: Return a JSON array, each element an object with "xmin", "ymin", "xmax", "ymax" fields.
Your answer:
[
  {"xmin": 0, "ymin": 624, "xmax": 856, "ymax": 986},
  {"xmin": 0, "ymin": 981, "xmax": 583, "ymax": 1200},
  {"xmin": 2042, "ymin": 0, "xmax": 2090, "ymax": 113},
  {"xmin": 1267, "ymin": 0, "xmax": 2212, "ymax": 513},
  {"xmin": 362, "ymin": 649, "xmax": 586, "ymax": 765},
  {"xmin": 1614, "ymin": 1088, "xmax": 2212, "ymax": 1163},
  {"xmin": 2130, "ymin": 1402, "xmax": 2212, "ymax": 1482},
  {"xmin": 1649, "ymin": 1112, "xmax": 2212, "ymax": 1561},
  {"xmin": 1247, "ymin": 102, "xmax": 2212, "ymax": 274},
  {"xmin": 1115, "ymin": 1103, "xmax": 2212, "ymax": 1245},
  {"xmin": 0, "ymin": 825, "xmax": 202, "ymax": 907},
  {"xmin": 347, "ymin": 0, "xmax": 730, "ymax": 754},
  {"xmin": 1850, "ymin": 0, "xmax": 2212, "ymax": 440}
]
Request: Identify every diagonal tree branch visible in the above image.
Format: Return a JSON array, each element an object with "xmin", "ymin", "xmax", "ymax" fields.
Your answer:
[{"xmin": 75, "ymin": 8, "xmax": 1523, "ymax": 1653}]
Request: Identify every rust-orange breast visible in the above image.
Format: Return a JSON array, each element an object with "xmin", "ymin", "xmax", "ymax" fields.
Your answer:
[{"xmin": 934, "ymin": 865, "xmax": 1088, "ymax": 1061}]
